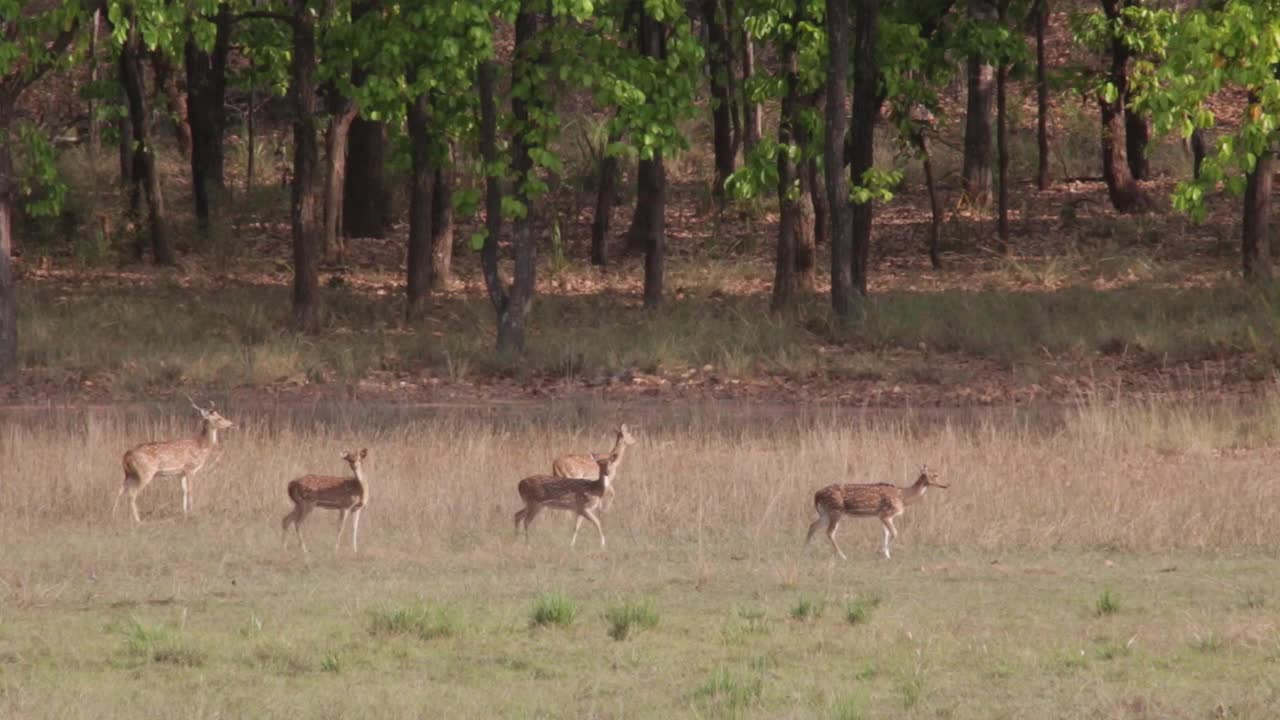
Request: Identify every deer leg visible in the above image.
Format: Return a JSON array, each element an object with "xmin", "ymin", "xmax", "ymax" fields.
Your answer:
[
  {"xmin": 805, "ymin": 509, "xmax": 828, "ymax": 546},
  {"xmin": 827, "ymin": 515, "xmax": 847, "ymax": 560},
  {"xmin": 129, "ymin": 487, "xmax": 142, "ymax": 525},
  {"xmin": 281, "ymin": 505, "xmax": 298, "ymax": 548},
  {"xmin": 294, "ymin": 503, "xmax": 314, "ymax": 554},
  {"xmin": 570, "ymin": 513, "xmax": 585, "ymax": 547},
  {"xmin": 513, "ymin": 508, "xmax": 526, "ymax": 538},
  {"xmin": 334, "ymin": 509, "xmax": 348, "ymax": 550},
  {"xmin": 111, "ymin": 484, "xmax": 126, "ymax": 519},
  {"xmin": 581, "ymin": 509, "xmax": 606, "ymax": 549},
  {"xmin": 350, "ymin": 508, "xmax": 362, "ymax": 553},
  {"xmin": 180, "ymin": 475, "xmax": 190, "ymax": 517},
  {"xmin": 880, "ymin": 516, "xmax": 899, "ymax": 559},
  {"xmin": 601, "ymin": 485, "xmax": 615, "ymax": 512},
  {"xmin": 521, "ymin": 505, "xmax": 540, "ymax": 542}
]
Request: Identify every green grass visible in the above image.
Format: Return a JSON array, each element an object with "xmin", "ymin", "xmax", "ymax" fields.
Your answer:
[
  {"xmin": 603, "ymin": 597, "xmax": 659, "ymax": 640},
  {"xmin": 845, "ymin": 595, "xmax": 881, "ymax": 626},
  {"xmin": 1094, "ymin": 588, "xmax": 1121, "ymax": 617},
  {"xmin": 368, "ymin": 602, "xmax": 461, "ymax": 640},
  {"xmin": 529, "ymin": 592, "xmax": 577, "ymax": 629},
  {"xmin": 790, "ymin": 595, "xmax": 826, "ymax": 622},
  {"xmin": 17, "ymin": 278, "xmax": 1280, "ymax": 393},
  {"xmin": 4, "ymin": 526, "xmax": 1280, "ymax": 718}
]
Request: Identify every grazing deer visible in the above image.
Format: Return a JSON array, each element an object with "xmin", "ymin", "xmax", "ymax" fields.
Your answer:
[
  {"xmin": 281, "ymin": 448, "xmax": 369, "ymax": 554},
  {"xmin": 112, "ymin": 398, "xmax": 235, "ymax": 523},
  {"xmin": 551, "ymin": 424, "xmax": 636, "ymax": 511},
  {"xmin": 515, "ymin": 454, "xmax": 618, "ymax": 549},
  {"xmin": 805, "ymin": 465, "xmax": 948, "ymax": 560}
]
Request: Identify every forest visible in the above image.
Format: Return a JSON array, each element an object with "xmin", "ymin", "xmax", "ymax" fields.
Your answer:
[{"xmin": 0, "ymin": 0, "xmax": 1277, "ymax": 405}]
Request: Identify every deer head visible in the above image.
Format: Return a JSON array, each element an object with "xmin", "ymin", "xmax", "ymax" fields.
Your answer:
[
  {"xmin": 916, "ymin": 464, "xmax": 948, "ymax": 489},
  {"xmin": 187, "ymin": 396, "xmax": 235, "ymax": 430}
]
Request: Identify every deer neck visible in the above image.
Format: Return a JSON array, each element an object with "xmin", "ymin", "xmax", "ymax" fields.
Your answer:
[
  {"xmin": 351, "ymin": 465, "xmax": 366, "ymax": 487},
  {"xmin": 608, "ymin": 437, "xmax": 629, "ymax": 465},
  {"xmin": 592, "ymin": 471, "xmax": 612, "ymax": 496},
  {"xmin": 199, "ymin": 421, "xmax": 220, "ymax": 449},
  {"xmin": 901, "ymin": 481, "xmax": 928, "ymax": 505}
]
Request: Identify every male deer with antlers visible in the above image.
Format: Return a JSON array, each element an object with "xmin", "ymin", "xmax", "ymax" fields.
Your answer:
[
  {"xmin": 515, "ymin": 453, "xmax": 618, "ymax": 548},
  {"xmin": 112, "ymin": 398, "xmax": 235, "ymax": 523},
  {"xmin": 281, "ymin": 448, "xmax": 369, "ymax": 554},
  {"xmin": 805, "ymin": 465, "xmax": 948, "ymax": 560},
  {"xmin": 551, "ymin": 424, "xmax": 635, "ymax": 511}
]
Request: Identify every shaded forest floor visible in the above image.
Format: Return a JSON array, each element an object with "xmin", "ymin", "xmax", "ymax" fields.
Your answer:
[{"xmin": 8, "ymin": 144, "xmax": 1278, "ymax": 409}]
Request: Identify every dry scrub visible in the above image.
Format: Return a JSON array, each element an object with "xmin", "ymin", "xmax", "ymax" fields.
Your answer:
[{"xmin": 4, "ymin": 398, "xmax": 1278, "ymax": 552}]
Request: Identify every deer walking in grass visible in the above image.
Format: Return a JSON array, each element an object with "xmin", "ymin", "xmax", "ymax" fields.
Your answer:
[
  {"xmin": 281, "ymin": 449, "xmax": 369, "ymax": 554},
  {"xmin": 551, "ymin": 424, "xmax": 635, "ymax": 511},
  {"xmin": 112, "ymin": 398, "xmax": 235, "ymax": 524},
  {"xmin": 515, "ymin": 454, "xmax": 618, "ymax": 548},
  {"xmin": 805, "ymin": 465, "xmax": 948, "ymax": 560}
]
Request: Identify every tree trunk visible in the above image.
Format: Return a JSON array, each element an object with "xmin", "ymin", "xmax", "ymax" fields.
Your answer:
[
  {"xmin": 88, "ymin": 8, "xmax": 101, "ymax": 172},
  {"xmin": 795, "ymin": 160, "xmax": 817, "ymax": 291},
  {"xmin": 117, "ymin": 109, "xmax": 131, "ymax": 186},
  {"xmin": 921, "ymin": 133, "xmax": 943, "ymax": 269},
  {"xmin": 826, "ymin": 0, "xmax": 853, "ymax": 316},
  {"xmin": 430, "ymin": 154, "xmax": 454, "ymax": 291},
  {"xmin": 498, "ymin": 5, "xmax": 541, "ymax": 351},
  {"xmin": 702, "ymin": 0, "xmax": 734, "ymax": 202},
  {"xmin": 626, "ymin": 11, "xmax": 667, "ymax": 308},
  {"xmin": 120, "ymin": 17, "xmax": 172, "ymax": 265},
  {"xmin": 1242, "ymin": 145, "xmax": 1273, "ymax": 283},
  {"xmin": 342, "ymin": 0, "xmax": 388, "ymax": 240},
  {"xmin": 1190, "ymin": 129, "xmax": 1207, "ymax": 180},
  {"xmin": 322, "ymin": 104, "xmax": 357, "ymax": 264},
  {"xmin": 591, "ymin": 128, "xmax": 621, "ymax": 266},
  {"xmin": 723, "ymin": 0, "xmax": 743, "ymax": 156},
  {"xmin": 246, "ymin": 66, "xmax": 256, "ymax": 193},
  {"xmin": 477, "ymin": 61, "xmax": 508, "ymax": 320},
  {"xmin": 288, "ymin": 3, "xmax": 322, "ymax": 331},
  {"xmin": 342, "ymin": 118, "xmax": 388, "ymax": 238},
  {"xmin": 405, "ymin": 94, "xmax": 435, "ymax": 321},
  {"xmin": 996, "ymin": 0, "xmax": 1010, "ymax": 253},
  {"xmin": 1035, "ymin": 0, "xmax": 1050, "ymax": 191},
  {"xmin": 0, "ymin": 129, "xmax": 17, "ymax": 379},
  {"xmin": 151, "ymin": 51, "xmax": 192, "ymax": 158},
  {"xmin": 772, "ymin": 22, "xmax": 800, "ymax": 310},
  {"xmin": 848, "ymin": 0, "xmax": 879, "ymax": 297},
  {"xmin": 1125, "ymin": 107, "xmax": 1150, "ymax": 180},
  {"xmin": 805, "ymin": 91, "xmax": 827, "ymax": 264},
  {"xmin": 1099, "ymin": 0, "xmax": 1145, "ymax": 212},
  {"xmin": 962, "ymin": 0, "xmax": 995, "ymax": 209},
  {"xmin": 741, "ymin": 33, "xmax": 762, "ymax": 153},
  {"xmin": 184, "ymin": 8, "xmax": 231, "ymax": 232}
]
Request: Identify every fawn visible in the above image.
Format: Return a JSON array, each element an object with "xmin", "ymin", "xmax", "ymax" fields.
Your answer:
[
  {"xmin": 551, "ymin": 424, "xmax": 636, "ymax": 510},
  {"xmin": 515, "ymin": 454, "xmax": 618, "ymax": 548},
  {"xmin": 805, "ymin": 465, "xmax": 948, "ymax": 560},
  {"xmin": 113, "ymin": 398, "xmax": 234, "ymax": 523},
  {"xmin": 281, "ymin": 448, "xmax": 369, "ymax": 554}
]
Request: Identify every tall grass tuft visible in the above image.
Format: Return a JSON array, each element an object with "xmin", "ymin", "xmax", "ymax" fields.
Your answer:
[
  {"xmin": 845, "ymin": 595, "xmax": 881, "ymax": 626},
  {"xmin": 115, "ymin": 618, "xmax": 204, "ymax": 667},
  {"xmin": 1094, "ymin": 589, "xmax": 1121, "ymax": 617},
  {"xmin": 529, "ymin": 593, "xmax": 577, "ymax": 629},
  {"xmin": 603, "ymin": 597, "xmax": 659, "ymax": 640},
  {"xmin": 368, "ymin": 603, "xmax": 460, "ymax": 641}
]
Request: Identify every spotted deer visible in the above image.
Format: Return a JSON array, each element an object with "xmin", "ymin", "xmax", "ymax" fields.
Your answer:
[
  {"xmin": 281, "ymin": 448, "xmax": 369, "ymax": 554},
  {"xmin": 805, "ymin": 465, "xmax": 948, "ymax": 560},
  {"xmin": 551, "ymin": 424, "xmax": 635, "ymax": 511},
  {"xmin": 515, "ymin": 454, "xmax": 618, "ymax": 548},
  {"xmin": 112, "ymin": 398, "xmax": 235, "ymax": 523}
]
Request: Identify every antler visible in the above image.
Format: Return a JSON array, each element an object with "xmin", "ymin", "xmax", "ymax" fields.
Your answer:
[{"xmin": 185, "ymin": 395, "xmax": 209, "ymax": 417}]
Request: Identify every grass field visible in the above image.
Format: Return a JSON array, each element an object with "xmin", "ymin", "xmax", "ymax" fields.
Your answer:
[{"xmin": 3, "ymin": 400, "xmax": 1279, "ymax": 718}]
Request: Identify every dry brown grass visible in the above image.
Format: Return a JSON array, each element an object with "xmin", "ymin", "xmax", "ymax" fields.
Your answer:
[{"xmin": 5, "ymin": 398, "xmax": 1279, "ymax": 553}]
